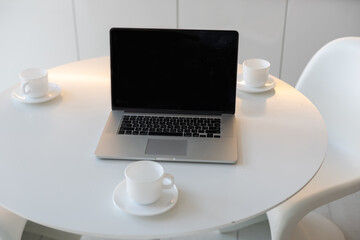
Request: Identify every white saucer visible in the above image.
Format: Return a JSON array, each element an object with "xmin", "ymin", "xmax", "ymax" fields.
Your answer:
[
  {"xmin": 237, "ymin": 74, "xmax": 276, "ymax": 93},
  {"xmin": 113, "ymin": 180, "xmax": 178, "ymax": 216},
  {"xmin": 12, "ymin": 82, "xmax": 61, "ymax": 103}
]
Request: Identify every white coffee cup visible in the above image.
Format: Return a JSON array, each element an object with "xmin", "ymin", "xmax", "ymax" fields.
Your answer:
[
  {"xmin": 20, "ymin": 68, "xmax": 48, "ymax": 98},
  {"xmin": 242, "ymin": 58, "xmax": 270, "ymax": 87},
  {"xmin": 125, "ymin": 161, "xmax": 175, "ymax": 205}
]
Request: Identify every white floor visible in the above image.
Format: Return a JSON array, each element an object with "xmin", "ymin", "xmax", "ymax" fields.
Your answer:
[{"xmin": 21, "ymin": 192, "xmax": 360, "ymax": 240}]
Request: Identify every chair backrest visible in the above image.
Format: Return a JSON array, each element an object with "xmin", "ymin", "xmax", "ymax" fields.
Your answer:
[{"xmin": 296, "ymin": 37, "xmax": 360, "ymax": 156}]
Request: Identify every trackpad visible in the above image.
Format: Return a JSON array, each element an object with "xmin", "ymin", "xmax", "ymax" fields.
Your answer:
[{"xmin": 145, "ymin": 139, "xmax": 188, "ymax": 156}]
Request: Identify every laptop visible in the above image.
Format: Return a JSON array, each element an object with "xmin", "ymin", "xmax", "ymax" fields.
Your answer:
[{"xmin": 95, "ymin": 28, "xmax": 239, "ymax": 164}]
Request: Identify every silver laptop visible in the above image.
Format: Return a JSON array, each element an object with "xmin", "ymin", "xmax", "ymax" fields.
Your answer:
[{"xmin": 95, "ymin": 28, "xmax": 238, "ymax": 164}]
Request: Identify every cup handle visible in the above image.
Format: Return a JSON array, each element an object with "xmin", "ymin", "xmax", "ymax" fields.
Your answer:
[
  {"xmin": 162, "ymin": 173, "xmax": 174, "ymax": 189},
  {"xmin": 21, "ymin": 82, "xmax": 30, "ymax": 95}
]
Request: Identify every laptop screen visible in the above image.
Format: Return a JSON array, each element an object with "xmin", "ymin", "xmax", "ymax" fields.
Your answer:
[{"xmin": 110, "ymin": 28, "xmax": 239, "ymax": 114}]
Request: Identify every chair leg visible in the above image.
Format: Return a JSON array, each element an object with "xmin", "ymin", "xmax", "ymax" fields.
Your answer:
[
  {"xmin": 266, "ymin": 203, "xmax": 305, "ymax": 240},
  {"xmin": 0, "ymin": 207, "xmax": 27, "ymax": 240},
  {"xmin": 267, "ymin": 209, "xmax": 345, "ymax": 240},
  {"xmin": 291, "ymin": 212, "xmax": 345, "ymax": 240},
  {"xmin": 226, "ymin": 212, "xmax": 344, "ymax": 240}
]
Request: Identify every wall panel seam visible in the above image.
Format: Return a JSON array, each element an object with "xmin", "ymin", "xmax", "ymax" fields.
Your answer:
[
  {"xmin": 279, "ymin": 0, "xmax": 289, "ymax": 79},
  {"xmin": 71, "ymin": 0, "xmax": 80, "ymax": 60}
]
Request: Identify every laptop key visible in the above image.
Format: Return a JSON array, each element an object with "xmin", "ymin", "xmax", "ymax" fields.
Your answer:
[
  {"xmin": 121, "ymin": 127, "xmax": 134, "ymax": 131},
  {"xmin": 206, "ymin": 129, "xmax": 220, "ymax": 134},
  {"xmin": 148, "ymin": 131, "xmax": 183, "ymax": 137}
]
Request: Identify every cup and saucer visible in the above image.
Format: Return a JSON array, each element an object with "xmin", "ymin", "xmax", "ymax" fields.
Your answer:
[
  {"xmin": 113, "ymin": 161, "xmax": 179, "ymax": 216},
  {"xmin": 237, "ymin": 74, "xmax": 276, "ymax": 93},
  {"xmin": 113, "ymin": 179, "xmax": 179, "ymax": 216},
  {"xmin": 237, "ymin": 58, "xmax": 276, "ymax": 93},
  {"xmin": 12, "ymin": 68, "xmax": 61, "ymax": 103}
]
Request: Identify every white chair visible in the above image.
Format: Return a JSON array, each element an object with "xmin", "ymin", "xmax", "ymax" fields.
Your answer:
[
  {"xmin": 0, "ymin": 207, "xmax": 26, "ymax": 240},
  {"xmin": 267, "ymin": 37, "xmax": 360, "ymax": 240}
]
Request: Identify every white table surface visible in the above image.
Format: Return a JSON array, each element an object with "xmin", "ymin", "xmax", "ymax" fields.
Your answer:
[{"xmin": 0, "ymin": 57, "xmax": 327, "ymax": 239}]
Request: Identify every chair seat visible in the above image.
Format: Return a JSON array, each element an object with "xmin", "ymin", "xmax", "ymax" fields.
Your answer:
[
  {"xmin": 298, "ymin": 144, "xmax": 360, "ymax": 202},
  {"xmin": 267, "ymin": 143, "xmax": 360, "ymax": 240}
]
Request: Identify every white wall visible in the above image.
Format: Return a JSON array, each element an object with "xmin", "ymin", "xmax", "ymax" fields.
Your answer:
[
  {"xmin": 281, "ymin": 0, "xmax": 360, "ymax": 86},
  {"xmin": 1, "ymin": 0, "xmax": 359, "ymax": 91},
  {"xmin": 0, "ymin": 0, "xmax": 78, "ymax": 91},
  {"xmin": 178, "ymin": 0, "xmax": 287, "ymax": 79},
  {"xmin": 73, "ymin": 0, "xmax": 177, "ymax": 60}
]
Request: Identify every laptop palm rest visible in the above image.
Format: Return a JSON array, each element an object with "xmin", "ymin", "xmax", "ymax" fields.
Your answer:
[{"xmin": 145, "ymin": 139, "xmax": 187, "ymax": 156}]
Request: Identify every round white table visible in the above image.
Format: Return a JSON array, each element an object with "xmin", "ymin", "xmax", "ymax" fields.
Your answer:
[{"xmin": 0, "ymin": 57, "xmax": 327, "ymax": 239}]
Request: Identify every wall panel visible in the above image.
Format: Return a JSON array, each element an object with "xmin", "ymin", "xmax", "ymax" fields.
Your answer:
[
  {"xmin": 0, "ymin": 0, "xmax": 78, "ymax": 92},
  {"xmin": 74, "ymin": 0, "xmax": 177, "ymax": 60},
  {"xmin": 281, "ymin": 0, "xmax": 360, "ymax": 86},
  {"xmin": 178, "ymin": 0, "xmax": 287, "ymax": 78}
]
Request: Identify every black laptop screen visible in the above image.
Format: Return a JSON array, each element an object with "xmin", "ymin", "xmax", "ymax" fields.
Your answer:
[{"xmin": 110, "ymin": 28, "xmax": 239, "ymax": 114}]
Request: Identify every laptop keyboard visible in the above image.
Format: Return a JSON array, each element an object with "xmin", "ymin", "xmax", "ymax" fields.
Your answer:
[{"xmin": 118, "ymin": 115, "xmax": 221, "ymax": 138}]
